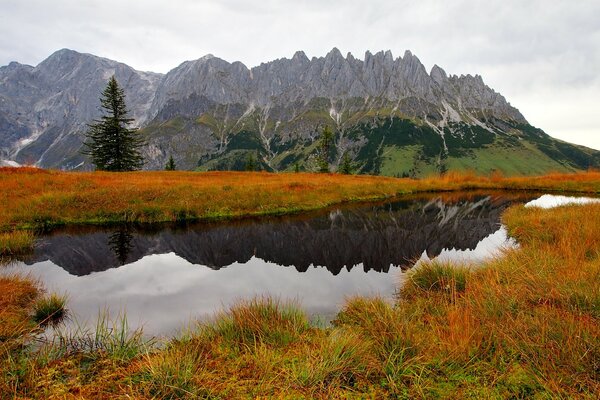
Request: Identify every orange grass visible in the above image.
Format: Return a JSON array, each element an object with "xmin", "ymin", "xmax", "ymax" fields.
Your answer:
[
  {"xmin": 0, "ymin": 231, "xmax": 34, "ymax": 256},
  {"xmin": 1, "ymin": 168, "xmax": 600, "ymax": 232},
  {"xmin": 388, "ymin": 203, "xmax": 600, "ymax": 397},
  {"xmin": 1, "ymin": 169, "xmax": 600, "ymax": 397},
  {"xmin": 0, "ymin": 275, "xmax": 38, "ymax": 342}
]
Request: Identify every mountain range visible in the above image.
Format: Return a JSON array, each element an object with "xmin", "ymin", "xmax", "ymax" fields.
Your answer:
[{"xmin": 1, "ymin": 48, "xmax": 598, "ymax": 175}]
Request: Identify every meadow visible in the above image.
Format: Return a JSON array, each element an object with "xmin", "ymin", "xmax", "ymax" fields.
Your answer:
[
  {"xmin": 0, "ymin": 168, "xmax": 599, "ymax": 398},
  {"xmin": 1, "ymin": 167, "xmax": 600, "ymax": 255}
]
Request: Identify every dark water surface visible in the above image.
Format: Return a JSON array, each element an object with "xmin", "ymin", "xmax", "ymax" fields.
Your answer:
[{"xmin": 6, "ymin": 192, "xmax": 546, "ymax": 335}]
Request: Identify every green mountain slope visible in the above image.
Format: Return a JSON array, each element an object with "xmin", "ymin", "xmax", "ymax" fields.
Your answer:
[{"xmin": 140, "ymin": 112, "xmax": 598, "ymax": 177}]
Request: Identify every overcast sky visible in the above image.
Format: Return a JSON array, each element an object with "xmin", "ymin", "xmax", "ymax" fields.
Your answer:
[{"xmin": 1, "ymin": 0, "xmax": 599, "ymax": 149}]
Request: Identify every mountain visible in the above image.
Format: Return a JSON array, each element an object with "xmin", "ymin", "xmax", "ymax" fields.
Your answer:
[
  {"xmin": 0, "ymin": 49, "xmax": 161, "ymax": 168},
  {"xmin": 1, "ymin": 48, "xmax": 598, "ymax": 175}
]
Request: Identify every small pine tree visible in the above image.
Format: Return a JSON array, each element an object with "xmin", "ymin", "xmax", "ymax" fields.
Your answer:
[
  {"xmin": 245, "ymin": 153, "xmax": 257, "ymax": 171},
  {"xmin": 338, "ymin": 152, "xmax": 354, "ymax": 174},
  {"xmin": 82, "ymin": 76, "xmax": 144, "ymax": 171},
  {"xmin": 439, "ymin": 163, "xmax": 448, "ymax": 176},
  {"xmin": 318, "ymin": 125, "xmax": 334, "ymax": 173},
  {"xmin": 294, "ymin": 162, "xmax": 300, "ymax": 173},
  {"xmin": 165, "ymin": 155, "xmax": 176, "ymax": 171}
]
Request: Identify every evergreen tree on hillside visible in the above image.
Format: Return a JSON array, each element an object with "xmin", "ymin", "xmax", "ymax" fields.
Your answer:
[
  {"xmin": 165, "ymin": 155, "xmax": 176, "ymax": 171},
  {"xmin": 245, "ymin": 152, "xmax": 258, "ymax": 171},
  {"xmin": 338, "ymin": 152, "xmax": 354, "ymax": 174},
  {"xmin": 318, "ymin": 125, "xmax": 334, "ymax": 173},
  {"xmin": 82, "ymin": 76, "xmax": 144, "ymax": 171}
]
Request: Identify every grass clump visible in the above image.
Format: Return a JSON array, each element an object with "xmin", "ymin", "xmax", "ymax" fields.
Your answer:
[
  {"xmin": 0, "ymin": 275, "xmax": 39, "ymax": 341},
  {"xmin": 334, "ymin": 297, "xmax": 420, "ymax": 359},
  {"xmin": 290, "ymin": 329, "xmax": 374, "ymax": 390},
  {"xmin": 333, "ymin": 297, "xmax": 428, "ymax": 395},
  {"xmin": 135, "ymin": 341, "xmax": 213, "ymax": 399},
  {"xmin": 401, "ymin": 260, "xmax": 470, "ymax": 299},
  {"xmin": 0, "ymin": 231, "xmax": 34, "ymax": 256},
  {"xmin": 32, "ymin": 293, "xmax": 67, "ymax": 326},
  {"xmin": 49, "ymin": 311, "xmax": 148, "ymax": 362},
  {"xmin": 208, "ymin": 297, "xmax": 310, "ymax": 348}
]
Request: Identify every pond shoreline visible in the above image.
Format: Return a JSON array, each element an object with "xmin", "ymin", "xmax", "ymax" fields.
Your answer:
[
  {"xmin": 2, "ymin": 169, "xmax": 600, "ymax": 256},
  {"xmin": 1, "ymin": 195, "xmax": 599, "ymax": 397},
  {"xmin": 9, "ymin": 191, "xmax": 531, "ymax": 336}
]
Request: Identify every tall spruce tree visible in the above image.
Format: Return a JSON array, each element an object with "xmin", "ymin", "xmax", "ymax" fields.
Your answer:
[{"xmin": 83, "ymin": 76, "xmax": 144, "ymax": 171}]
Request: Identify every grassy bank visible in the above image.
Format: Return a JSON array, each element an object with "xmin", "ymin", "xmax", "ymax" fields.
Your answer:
[
  {"xmin": 1, "ymin": 191, "xmax": 599, "ymax": 397},
  {"xmin": 1, "ymin": 167, "xmax": 600, "ymax": 256}
]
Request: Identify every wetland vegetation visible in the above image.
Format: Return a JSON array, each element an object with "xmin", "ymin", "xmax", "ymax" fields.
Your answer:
[{"xmin": 0, "ymin": 168, "xmax": 599, "ymax": 398}]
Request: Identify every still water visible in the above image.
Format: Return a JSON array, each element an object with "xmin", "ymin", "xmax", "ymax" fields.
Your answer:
[{"xmin": 5, "ymin": 192, "xmax": 588, "ymax": 336}]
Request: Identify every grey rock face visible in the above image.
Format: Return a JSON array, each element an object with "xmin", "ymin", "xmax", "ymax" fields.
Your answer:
[
  {"xmin": 0, "ymin": 49, "xmax": 162, "ymax": 168},
  {"xmin": 148, "ymin": 48, "xmax": 523, "ymax": 122},
  {"xmin": 0, "ymin": 48, "xmax": 533, "ymax": 170}
]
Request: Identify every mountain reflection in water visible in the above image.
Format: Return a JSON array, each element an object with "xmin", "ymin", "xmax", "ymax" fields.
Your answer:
[
  {"xmin": 6, "ymin": 192, "xmax": 536, "ymax": 335},
  {"xmin": 25, "ymin": 193, "xmax": 525, "ymax": 276}
]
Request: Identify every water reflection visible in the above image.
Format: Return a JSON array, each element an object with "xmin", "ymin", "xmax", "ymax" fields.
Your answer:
[
  {"xmin": 6, "ymin": 192, "xmax": 537, "ymax": 335},
  {"xmin": 525, "ymin": 194, "xmax": 600, "ymax": 209},
  {"xmin": 108, "ymin": 227, "xmax": 134, "ymax": 266},
  {"xmin": 23, "ymin": 193, "xmax": 524, "ymax": 276}
]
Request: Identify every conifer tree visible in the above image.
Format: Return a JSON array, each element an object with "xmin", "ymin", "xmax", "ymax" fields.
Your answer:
[
  {"xmin": 165, "ymin": 155, "xmax": 176, "ymax": 171},
  {"xmin": 318, "ymin": 125, "xmax": 334, "ymax": 173},
  {"xmin": 245, "ymin": 152, "xmax": 257, "ymax": 171},
  {"xmin": 338, "ymin": 152, "xmax": 354, "ymax": 174},
  {"xmin": 82, "ymin": 76, "xmax": 144, "ymax": 171}
]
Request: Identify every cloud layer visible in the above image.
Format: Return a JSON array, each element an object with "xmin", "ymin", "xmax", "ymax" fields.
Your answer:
[{"xmin": 1, "ymin": 0, "xmax": 599, "ymax": 149}]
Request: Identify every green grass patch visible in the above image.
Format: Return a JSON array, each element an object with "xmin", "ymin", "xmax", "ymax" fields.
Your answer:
[{"xmin": 378, "ymin": 145, "xmax": 421, "ymax": 177}]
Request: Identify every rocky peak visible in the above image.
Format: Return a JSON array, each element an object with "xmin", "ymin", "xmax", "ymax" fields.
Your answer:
[
  {"xmin": 363, "ymin": 50, "xmax": 374, "ymax": 68},
  {"xmin": 322, "ymin": 48, "xmax": 345, "ymax": 70},
  {"xmin": 1, "ymin": 61, "xmax": 31, "ymax": 73},
  {"xmin": 325, "ymin": 47, "xmax": 344, "ymax": 60},
  {"xmin": 291, "ymin": 50, "xmax": 309, "ymax": 64},
  {"xmin": 430, "ymin": 64, "xmax": 448, "ymax": 85},
  {"xmin": 145, "ymin": 48, "xmax": 528, "ymax": 122}
]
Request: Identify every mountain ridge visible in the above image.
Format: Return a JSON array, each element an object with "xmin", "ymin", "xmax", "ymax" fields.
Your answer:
[{"xmin": 1, "ymin": 48, "xmax": 598, "ymax": 175}]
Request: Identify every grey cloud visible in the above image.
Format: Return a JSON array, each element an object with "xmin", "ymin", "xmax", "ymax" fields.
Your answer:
[{"xmin": 0, "ymin": 0, "xmax": 598, "ymax": 148}]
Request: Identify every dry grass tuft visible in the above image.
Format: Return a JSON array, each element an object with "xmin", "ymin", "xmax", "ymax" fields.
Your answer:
[{"xmin": 0, "ymin": 231, "xmax": 34, "ymax": 256}]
